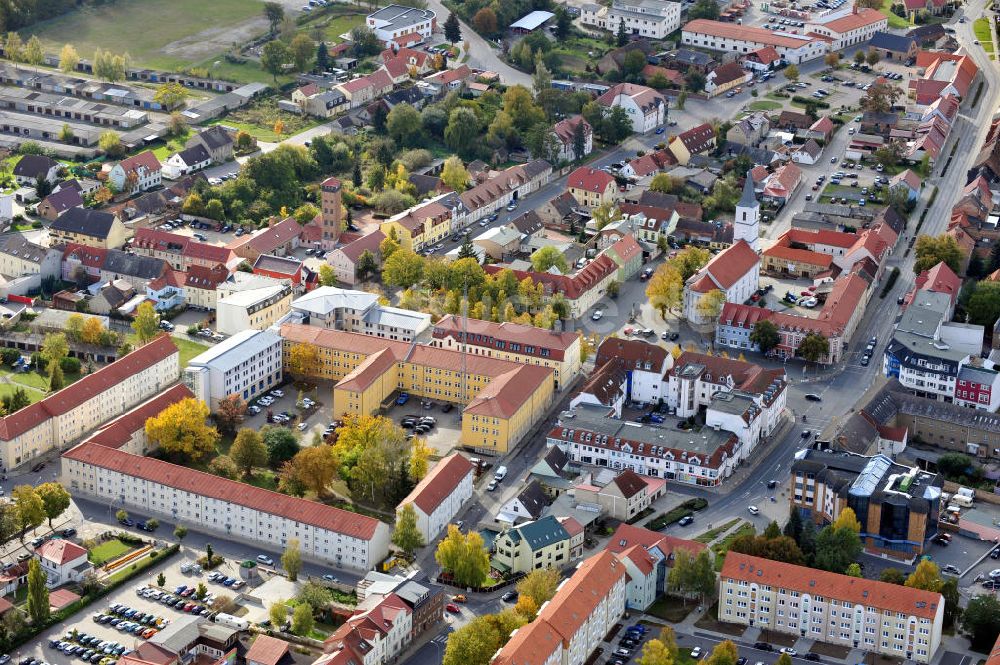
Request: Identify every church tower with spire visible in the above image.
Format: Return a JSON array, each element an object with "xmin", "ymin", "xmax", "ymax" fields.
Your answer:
[{"xmin": 735, "ymin": 170, "xmax": 760, "ymax": 252}]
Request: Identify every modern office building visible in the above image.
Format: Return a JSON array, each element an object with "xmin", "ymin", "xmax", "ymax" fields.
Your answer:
[{"xmin": 183, "ymin": 329, "xmax": 283, "ymax": 409}]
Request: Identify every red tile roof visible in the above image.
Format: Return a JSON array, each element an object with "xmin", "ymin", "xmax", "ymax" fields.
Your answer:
[
  {"xmin": 0, "ymin": 335, "xmax": 177, "ymax": 441},
  {"xmin": 748, "ymin": 46, "xmax": 781, "ymax": 64},
  {"xmin": 36, "ymin": 538, "xmax": 88, "ymax": 565},
  {"xmin": 463, "ymin": 365, "xmax": 553, "ymax": 418},
  {"xmin": 595, "ymin": 337, "xmax": 669, "ymax": 372},
  {"xmin": 722, "ymin": 552, "xmax": 941, "ymax": 619},
  {"xmin": 696, "ymin": 239, "xmax": 760, "ymax": 290},
  {"xmin": 718, "ymin": 301, "xmax": 774, "ymax": 329},
  {"xmin": 819, "ymin": 7, "xmax": 886, "ymax": 33},
  {"xmin": 709, "ymin": 61, "xmax": 748, "ymax": 87},
  {"xmin": 48, "ymin": 588, "xmax": 80, "ymax": 610},
  {"xmin": 118, "ymin": 151, "xmax": 161, "ymax": 174},
  {"xmin": 246, "ymin": 636, "xmax": 290, "ymax": 665},
  {"xmin": 605, "ymin": 523, "xmax": 707, "ymax": 561},
  {"xmin": 184, "ymin": 263, "xmax": 230, "ymax": 290},
  {"xmin": 676, "ymin": 123, "xmax": 716, "ymax": 154},
  {"xmin": 536, "ymin": 551, "xmax": 627, "ymax": 642},
  {"xmin": 483, "ymin": 254, "xmax": 617, "ymax": 301},
  {"xmin": 567, "ymin": 167, "xmax": 615, "ymax": 194},
  {"xmin": 230, "ymin": 217, "xmax": 303, "ymax": 256},
  {"xmin": 493, "ymin": 615, "xmax": 563, "ymax": 665},
  {"xmin": 432, "ymin": 314, "xmax": 578, "ymax": 362},
  {"xmin": 911, "ymin": 261, "xmax": 961, "ymax": 305},
  {"xmin": 88, "ymin": 385, "xmax": 194, "ymax": 450},
  {"xmin": 553, "ymin": 116, "xmax": 591, "ymax": 146},
  {"xmin": 684, "ymin": 18, "xmax": 827, "ymax": 48},
  {"xmin": 401, "ymin": 453, "xmax": 473, "ymax": 515},
  {"xmin": 336, "ymin": 230, "xmax": 386, "ymax": 263},
  {"xmin": 784, "ymin": 228, "xmax": 858, "ymax": 249},
  {"xmin": 596, "ymin": 83, "xmax": 666, "ymax": 114},
  {"xmin": 763, "ymin": 243, "xmax": 834, "ymax": 267},
  {"xmin": 63, "ymin": 243, "xmax": 108, "ymax": 270}
]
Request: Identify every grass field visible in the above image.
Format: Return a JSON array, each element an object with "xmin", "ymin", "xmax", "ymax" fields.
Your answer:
[
  {"xmin": 0, "ymin": 383, "xmax": 43, "ymax": 404},
  {"xmin": 170, "ymin": 337, "xmax": 210, "ymax": 368},
  {"xmin": 323, "ymin": 13, "xmax": 368, "ymax": 42},
  {"xmin": 24, "ymin": 0, "xmax": 265, "ymax": 71},
  {"xmin": 975, "ymin": 18, "xmax": 996, "ymax": 58},
  {"xmin": 880, "ymin": 0, "xmax": 911, "ymax": 29},
  {"xmin": 88, "ymin": 539, "xmax": 133, "ymax": 566},
  {"xmin": 748, "ymin": 100, "xmax": 782, "ymax": 111}
]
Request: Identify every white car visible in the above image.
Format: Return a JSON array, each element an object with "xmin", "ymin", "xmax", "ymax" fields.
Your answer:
[
  {"xmin": 748, "ymin": 505, "xmax": 759, "ymax": 515},
  {"xmin": 271, "ymin": 389, "xmax": 285, "ymax": 397},
  {"xmin": 989, "ymin": 568, "xmax": 1000, "ymax": 578},
  {"xmin": 780, "ymin": 649, "xmax": 797, "ymax": 657},
  {"xmin": 257, "ymin": 554, "xmax": 275, "ymax": 566},
  {"xmin": 297, "ymin": 422, "xmax": 308, "ymax": 431},
  {"xmin": 800, "ymin": 298, "xmax": 818, "ymax": 308},
  {"xmin": 690, "ymin": 648, "xmax": 702, "ymax": 659},
  {"xmin": 591, "ymin": 310, "xmax": 603, "ymax": 321}
]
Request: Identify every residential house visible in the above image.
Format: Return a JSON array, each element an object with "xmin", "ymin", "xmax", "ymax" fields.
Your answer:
[
  {"xmin": 366, "ymin": 4, "xmax": 436, "ymax": 48},
  {"xmin": 902, "ymin": 0, "xmax": 948, "ymax": 21},
  {"xmin": 186, "ymin": 126, "xmax": 235, "ymax": 164},
  {"xmin": 596, "ymin": 83, "xmax": 667, "ymax": 134},
  {"xmin": 603, "ymin": 235, "xmax": 643, "ymax": 282},
  {"xmin": 35, "ymin": 539, "xmax": 91, "ymax": 588},
  {"xmin": 669, "ymin": 123, "xmax": 716, "ymax": 165},
  {"xmin": 890, "ymin": 169, "xmax": 922, "ymax": 201},
  {"xmin": 328, "ymin": 230, "xmax": 385, "ymax": 286},
  {"xmin": 704, "ymin": 61, "xmax": 750, "ymax": 98},
  {"xmin": 108, "ymin": 151, "xmax": 162, "ymax": 193},
  {"xmin": 806, "ymin": 8, "xmax": 888, "ymax": 50},
  {"xmin": 742, "ymin": 46, "xmax": 782, "ymax": 72},
  {"xmin": 726, "ymin": 112, "xmax": 770, "ymax": 145},
  {"xmin": 592, "ymin": 337, "xmax": 672, "ymax": 407},
  {"xmin": 424, "ymin": 65, "xmax": 472, "ymax": 95},
  {"xmin": 792, "ymin": 139, "xmax": 823, "ymax": 165},
  {"xmin": 397, "ymin": 453, "xmax": 474, "ymax": 542},
  {"xmin": 761, "ymin": 162, "xmax": 802, "ymax": 205},
  {"xmin": 162, "ymin": 144, "xmax": 211, "ymax": 180},
  {"xmin": 49, "ymin": 208, "xmax": 128, "ymax": 249},
  {"xmin": 13, "ymin": 154, "xmax": 59, "ymax": 186},
  {"xmin": 497, "ymin": 480, "xmax": 549, "ymax": 524},
  {"xmin": 379, "ymin": 196, "xmax": 452, "ymax": 251},
  {"xmin": 566, "ymin": 167, "xmax": 618, "ymax": 208},
  {"xmin": 552, "ymin": 116, "xmax": 593, "ymax": 162},
  {"xmin": 89, "ymin": 279, "xmax": 135, "ymax": 315},
  {"xmin": 606, "ymin": 523, "xmax": 707, "ymax": 610},
  {"xmin": 492, "ymin": 515, "xmax": 573, "ymax": 575},
  {"xmin": 37, "ymin": 187, "xmax": 83, "ymax": 221},
  {"xmin": 574, "ymin": 470, "xmax": 651, "ymax": 521},
  {"xmin": 482, "ymin": 253, "xmax": 618, "ymax": 319}
]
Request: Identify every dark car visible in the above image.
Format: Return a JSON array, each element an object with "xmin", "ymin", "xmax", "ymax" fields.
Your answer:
[
  {"xmin": 804, "ymin": 393, "xmax": 822, "ymax": 402},
  {"xmin": 736, "ymin": 659, "xmax": 748, "ymax": 665},
  {"xmin": 61, "ymin": 527, "xmax": 77, "ymax": 538},
  {"xmin": 441, "ymin": 403, "xmax": 453, "ymax": 413},
  {"xmin": 501, "ymin": 591, "xmax": 518, "ymax": 602},
  {"xmin": 678, "ymin": 515, "xmax": 693, "ymax": 526},
  {"xmin": 803, "ymin": 654, "xmax": 821, "ymax": 662},
  {"xmin": 118, "ymin": 518, "xmax": 135, "ymax": 527},
  {"xmin": 31, "ymin": 462, "xmax": 45, "ymax": 472},
  {"xmin": 991, "ymin": 547, "xmax": 1000, "ymax": 559},
  {"xmin": 753, "ymin": 643, "xmax": 773, "ymax": 652}
]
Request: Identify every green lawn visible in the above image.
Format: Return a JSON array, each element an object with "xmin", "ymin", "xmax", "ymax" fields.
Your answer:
[
  {"xmin": 88, "ymin": 539, "xmax": 133, "ymax": 566},
  {"xmin": 974, "ymin": 18, "xmax": 996, "ymax": 57},
  {"xmin": 694, "ymin": 518, "xmax": 741, "ymax": 544},
  {"xmin": 323, "ymin": 13, "xmax": 368, "ymax": 42},
  {"xmin": 880, "ymin": 0, "xmax": 911, "ymax": 29},
  {"xmin": 6, "ymin": 369, "xmax": 50, "ymax": 391},
  {"xmin": 748, "ymin": 100, "xmax": 782, "ymax": 111},
  {"xmin": 0, "ymin": 383, "xmax": 44, "ymax": 404},
  {"xmin": 170, "ymin": 337, "xmax": 210, "ymax": 368},
  {"xmin": 712, "ymin": 522, "xmax": 756, "ymax": 570},
  {"xmin": 23, "ymin": 0, "xmax": 266, "ymax": 72}
]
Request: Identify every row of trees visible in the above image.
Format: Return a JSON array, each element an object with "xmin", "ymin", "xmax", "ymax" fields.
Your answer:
[{"xmin": 379, "ymin": 244, "xmax": 570, "ymax": 330}]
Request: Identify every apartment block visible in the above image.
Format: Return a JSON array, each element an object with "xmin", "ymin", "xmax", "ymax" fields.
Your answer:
[
  {"xmin": 719, "ymin": 552, "xmax": 943, "ymax": 663},
  {"xmin": 606, "ymin": 523, "xmax": 706, "ymax": 611},
  {"xmin": 430, "ymin": 314, "xmax": 581, "ymax": 389},
  {"xmin": 492, "ymin": 551, "xmax": 627, "ymax": 665},
  {"xmin": 397, "ymin": 453, "xmax": 474, "ymax": 542},
  {"xmin": 0, "ymin": 335, "xmax": 179, "ymax": 470},
  {"xmin": 316, "ymin": 593, "xmax": 412, "ymax": 665},
  {"xmin": 790, "ymin": 450, "xmax": 943, "ymax": 561},
  {"xmin": 184, "ymin": 329, "xmax": 283, "ymax": 410},
  {"xmin": 216, "ymin": 283, "xmax": 293, "ymax": 336},
  {"xmin": 492, "ymin": 515, "xmax": 574, "ymax": 575},
  {"xmin": 290, "ymin": 287, "xmax": 430, "ymax": 342}
]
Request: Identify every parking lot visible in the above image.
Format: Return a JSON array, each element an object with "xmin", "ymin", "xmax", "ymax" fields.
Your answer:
[
  {"xmin": 243, "ymin": 384, "xmax": 335, "ymax": 442},
  {"xmin": 12, "ymin": 550, "xmax": 254, "ymax": 665},
  {"xmin": 384, "ymin": 397, "xmax": 463, "ymax": 457}
]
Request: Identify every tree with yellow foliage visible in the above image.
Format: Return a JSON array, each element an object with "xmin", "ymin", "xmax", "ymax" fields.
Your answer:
[
  {"xmin": 287, "ymin": 343, "xmax": 319, "ymax": 379},
  {"xmin": 705, "ymin": 641, "xmax": 739, "ymax": 665},
  {"xmin": 696, "ymin": 289, "xmax": 727, "ymax": 321},
  {"xmin": 646, "ymin": 264, "xmax": 683, "ymax": 318},
  {"xmin": 281, "ymin": 445, "xmax": 337, "ymax": 497},
  {"xmin": 516, "ymin": 567, "xmax": 560, "ymax": 607},
  {"xmin": 81, "ymin": 316, "xmax": 106, "ymax": 345},
  {"xmin": 409, "ymin": 438, "xmax": 432, "ymax": 480},
  {"xmin": 273, "ymin": 119, "xmax": 285, "ymax": 136},
  {"xmin": 435, "ymin": 525, "xmax": 490, "ymax": 587},
  {"xmin": 833, "ymin": 507, "xmax": 862, "ymax": 533},
  {"xmin": 905, "ymin": 559, "xmax": 943, "ymax": 592},
  {"xmin": 514, "ymin": 594, "xmax": 538, "ymax": 619},
  {"xmin": 145, "ymin": 398, "xmax": 219, "ymax": 462}
]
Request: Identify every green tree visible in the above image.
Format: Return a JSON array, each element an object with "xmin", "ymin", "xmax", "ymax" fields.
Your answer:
[
  {"xmin": 750, "ymin": 319, "xmax": 780, "ymax": 354},
  {"xmin": 132, "ymin": 302, "xmax": 161, "ymax": 344},
  {"xmin": 531, "ymin": 246, "xmax": 569, "ymax": 273},
  {"xmin": 23, "ymin": 36, "xmax": 44, "ymax": 70},
  {"xmin": 265, "ymin": 426, "xmax": 301, "ymax": 467},
  {"xmin": 13, "ymin": 485, "xmax": 44, "ymax": 541},
  {"xmin": 290, "ymin": 33, "xmax": 315, "ymax": 72},
  {"xmin": 963, "ymin": 594, "xmax": 1000, "ymax": 650},
  {"xmin": 319, "ymin": 264, "xmax": 336, "ymax": 287},
  {"xmin": 914, "ymin": 234, "xmax": 964, "ymax": 274},
  {"xmin": 445, "ymin": 108, "xmax": 481, "ymax": 157},
  {"xmin": 269, "ymin": 600, "xmax": 287, "ymax": 628},
  {"xmin": 966, "ymin": 282, "xmax": 1000, "ymax": 327},
  {"xmin": 383, "ymin": 249, "xmax": 425, "ymax": 288},
  {"xmin": 776, "ymin": 655, "xmax": 792, "ymax": 665},
  {"xmin": 231, "ymin": 429, "xmax": 268, "ymax": 478},
  {"xmin": 357, "ymin": 250, "xmax": 378, "ymax": 280},
  {"xmin": 263, "ymin": 1, "xmax": 285, "ymax": 34},
  {"xmin": 616, "ymin": 18, "xmax": 628, "ymax": 46},
  {"xmin": 845, "ymin": 563, "xmax": 863, "ymax": 577},
  {"xmin": 157, "ymin": 573, "xmax": 166, "ymax": 587},
  {"xmin": 784, "ymin": 64, "xmax": 800, "ymax": 83},
  {"xmin": 572, "ymin": 120, "xmax": 587, "ymax": 161},
  {"xmin": 623, "ymin": 49, "xmax": 646, "ymax": 78},
  {"xmin": 99, "ymin": 130, "xmax": 125, "ymax": 158},
  {"xmin": 688, "ymin": 0, "xmax": 720, "ymax": 18},
  {"xmin": 27, "ymin": 558, "xmax": 49, "ymax": 623},
  {"xmin": 316, "ymin": 42, "xmax": 329, "ymax": 71},
  {"xmin": 444, "ymin": 12, "xmax": 462, "ymax": 43},
  {"xmin": 798, "ymin": 333, "xmax": 830, "ymax": 363},
  {"xmin": 854, "ymin": 49, "xmax": 867, "ymax": 64},
  {"xmin": 174, "ymin": 525, "xmax": 188, "ymax": 542},
  {"xmin": 48, "ymin": 362, "xmax": 63, "ymax": 390},
  {"xmin": 880, "ymin": 567, "xmax": 906, "ymax": 584},
  {"xmin": 387, "ymin": 103, "xmax": 424, "ymax": 147},
  {"xmin": 392, "ymin": 504, "xmax": 425, "ymax": 554},
  {"xmin": 435, "ymin": 524, "xmax": 490, "ymax": 587},
  {"xmin": 35, "ymin": 483, "xmax": 71, "ymax": 529},
  {"xmin": 261, "ymin": 40, "xmax": 291, "ymax": 82},
  {"xmin": 812, "ymin": 523, "xmax": 862, "ymax": 573},
  {"xmin": 282, "ymin": 538, "xmax": 302, "ymax": 581}
]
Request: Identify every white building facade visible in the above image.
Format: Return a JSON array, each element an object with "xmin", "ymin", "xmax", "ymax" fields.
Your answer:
[
  {"xmin": 398, "ymin": 453, "xmax": 474, "ymax": 542},
  {"xmin": 183, "ymin": 329, "xmax": 284, "ymax": 410}
]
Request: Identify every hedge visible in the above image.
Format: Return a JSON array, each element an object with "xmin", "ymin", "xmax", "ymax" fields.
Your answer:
[
  {"xmin": 792, "ymin": 95, "xmax": 830, "ymax": 109},
  {"xmin": 645, "ymin": 498, "xmax": 709, "ymax": 530},
  {"xmin": 879, "ymin": 267, "xmax": 900, "ymax": 299}
]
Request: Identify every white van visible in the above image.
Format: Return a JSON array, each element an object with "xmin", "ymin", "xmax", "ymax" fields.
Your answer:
[
  {"xmin": 494, "ymin": 465, "xmax": 508, "ymax": 481},
  {"xmin": 951, "ymin": 494, "xmax": 974, "ymax": 507},
  {"xmin": 214, "ymin": 613, "xmax": 250, "ymax": 631}
]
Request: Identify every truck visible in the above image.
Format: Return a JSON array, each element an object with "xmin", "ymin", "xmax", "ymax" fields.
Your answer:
[{"xmin": 494, "ymin": 465, "xmax": 508, "ymax": 481}]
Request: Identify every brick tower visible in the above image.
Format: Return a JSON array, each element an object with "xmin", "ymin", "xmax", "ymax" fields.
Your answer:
[{"xmin": 321, "ymin": 177, "xmax": 343, "ymax": 249}]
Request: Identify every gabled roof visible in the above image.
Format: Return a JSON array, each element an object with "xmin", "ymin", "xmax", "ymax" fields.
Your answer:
[
  {"xmin": 41, "ymin": 187, "xmax": 83, "ymax": 215},
  {"xmin": 511, "ymin": 480, "xmax": 548, "ymax": 519},
  {"xmin": 117, "ymin": 150, "xmax": 161, "ymax": 174},
  {"xmin": 36, "ymin": 538, "xmax": 88, "ymax": 565},
  {"xmin": 509, "ymin": 515, "xmax": 569, "ymax": 552},
  {"xmin": 173, "ymin": 144, "xmax": 211, "ymax": 167},
  {"xmin": 869, "ymin": 31, "xmax": 915, "ymax": 52},
  {"xmin": 610, "ymin": 469, "xmax": 647, "ymax": 498},
  {"xmin": 688, "ymin": 239, "xmax": 760, "ymax": 291},
  {"xmin": 14, "ymin": 154, "xmax": 58, "ymax": 179},
  {"xmin": 708, "ymin": 61, "xmax": 747, "ymax": 87},
  {"xmin": 400, "ymin": 453, "xmax": 474, "ymax": 515},
  {"xmin": 567, "ymin": 167, "xmax": 615, "ymax": 193},
  {"xmin": 246, "ymin": 636, "xmax": 290, "ymax": 665},
  {"xmin": 51, "ymin": 208, "xmax": 119, "ymax": 239},
  {"xmin": 819, "ymin": 7, "xmax": 886, "ymax": 33},
  {"xmin": 675, "ymin": 123, "xmax": 715, "ymax": 154}
]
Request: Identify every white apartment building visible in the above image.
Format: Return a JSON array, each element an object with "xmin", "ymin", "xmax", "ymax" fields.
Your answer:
[
  {"xmin": 596, "ymin": 83, "xmax": 667, "ymax": 134},
  {"xmin": 215, "ymin": 283, "xmax": 293, "ymax": 337},
  {"xmin": 720, "ymin": 552, "xmax": 943, "ymax": 663},
  {"xmin": 581, "ymin": 0, "xmax": 681, "ymax": 39},
  {"xmin": 0, "ymin": 335, "xmax": 179, "ymax": 470},
  {"xmin": 63, "ymin": 436, "xmax": 392, "ymax": 571},
  {"xmin": 682, "ymin": 19, "xmax": 829, "ymax": 63},
  {"xmin": 397, "ymin": 453, "xmax": 474, "ymax": 542},
  {"xmin": 366, "ymin": 5, "xmax": 435, "ymax": 46},
  {"xmin": 289, "ymin": 287, "xmax": 431, "ymax": 342},
  {"xmin": 807, "ymin": 8, "xmax": 888, "ymax": 51},
  {"xmin": 183, "ymin": 329, "xmax": 283, "ymax": 410},
  {"xmin": 493, "ymin": 551, "xmax": 628, "ymax": 665}
]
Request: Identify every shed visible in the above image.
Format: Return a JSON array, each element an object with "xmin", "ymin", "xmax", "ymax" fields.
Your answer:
[{"xmin": 510, "ymin": 10, "xmax": 555, "ymax": 32}]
